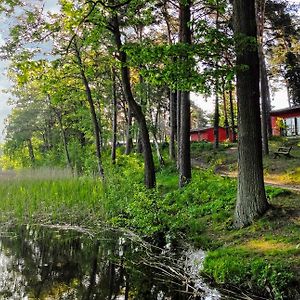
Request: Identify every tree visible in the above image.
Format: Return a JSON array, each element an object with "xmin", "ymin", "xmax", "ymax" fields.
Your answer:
[
  {"xmin": 256, "ymin": 0, "xmax": 272, "ymax": 153},
  {"xmin": 265, "ymin": 0, "xmax": 300, "ymax": 106},
  {"xmin": 111, "ymin": 67, "xmax": 118, "ymax": 164},
  {"xmin": 178, "ymin": 0, "xmax": 192, "ymax": 187},
  {"xmin": 233, "ymin": 0, "xmax": 269, "ymax": 228},
  {"xmin": 111, "ymin": 12, "xmax": 156, "ymax": 188},
  {"xmin": 73, "ymin": 38, "xmax": 105, "ymax": 179}
]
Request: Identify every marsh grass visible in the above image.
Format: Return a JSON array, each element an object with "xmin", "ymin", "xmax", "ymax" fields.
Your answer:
[
  {"xmin": 0, "ymin": 168, "xmax": 104, "ymax": 225},
  {"xmin": 15, "ymin": 167, "xmax": 75, "ymax": 180}
]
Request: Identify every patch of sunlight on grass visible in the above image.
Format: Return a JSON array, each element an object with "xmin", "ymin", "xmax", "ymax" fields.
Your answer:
[
  {"xmin": 265, "ymin": 171, "xmax": 300, "ymax": 185},
  {"xmin": 39, "ymin": 282, "xmax": 71, "ymax": 299},
  {"xmin": 242, "ymin": 239, "xmax": 295, "ymax": 253}
]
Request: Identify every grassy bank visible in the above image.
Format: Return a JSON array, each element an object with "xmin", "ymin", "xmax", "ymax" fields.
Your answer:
[{"xmin": 0, "ymin": 157, "xmax": 299, "ymax": 299}]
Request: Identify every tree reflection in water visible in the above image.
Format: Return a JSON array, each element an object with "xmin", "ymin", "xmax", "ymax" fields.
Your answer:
[{"xmin": 0, "ymin": 225, "xmax": 197, "ymax": 300}]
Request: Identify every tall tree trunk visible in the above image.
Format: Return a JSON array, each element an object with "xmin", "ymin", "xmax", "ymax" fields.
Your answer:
[
  {"xmin": 125, "ymin": 106, "xmax": 133, "ymax": 155},
  {"xmin": 222, "ymin": 83, "xmax": 230, "ymax": 139},
  {"xmin": 153, "ymin": 105, "xmax": 165, "ymax": 167},
  {"xmin": 260, "ymin": 52, "xmax": 270, "ymax": 155},
  {"xmin": 111, "ymin": 68, "xmax": 117, "ymax": 164},
  {"xmin": 256, "ymin": 0, "xmax": 270, "ymax": 154},
  {"xmin": 112, "ymin": 15, "xmax": 156, "ymax": 188},
  {"xmin": 176, "ymin": 90, "xmax": 181, "ymax": 169},
  {"xmin": 95, "ymin": 97, "xmax": 104, "ymax": 149},
  {"xmin": 54, "ymin": 109, "xmax": 72, "ymax": 169},
  {"xmin": 233, "ymin": 0, "xmax": 268, "ymax": 228},
  {"xmin": 213, "ymin": 3, "xmax": 220, "ymax": 149},
  {"xmin": 162, "ymin": 6, "xmax": 177, "ymax": 160},
  {"xmin": 74, "ymin": 41, "xmax": 104, "ymax": 179},
  {"xmin": 214, "ymin": 80, "xmax": 220, "ymax": 149},
  {"xmin": 286, "ymin": 80, "xmax": 292, "ymax": 108},
  {"xmin": 229, "ymin": 83, "xmax": 237, "ymax": 142},
  {"xmin": 136, "ymin": 130, "xmax": 143, "ymax": 153},
  {"xmin": 27, "ymin": 138, "xmax": 35, "ymax": 165},
  {"xmin": 178, "ymin": 1, "xmax": 192, "ymax": 187},
  {"xmin": 153, "ymin": 134, "xmax": 165, "ymax": 167},
  {"xmin": 261, "ymin": 53, "xmax": 272, "ymax": 137},
  {"xmin": 169, "ymin": 90, "xmax": 177, "ymax": 160}
]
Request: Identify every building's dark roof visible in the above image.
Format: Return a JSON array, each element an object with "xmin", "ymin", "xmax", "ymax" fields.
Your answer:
[{"xmin": 270, "ymin": 106, "xmax": 300, "ymax": 117}]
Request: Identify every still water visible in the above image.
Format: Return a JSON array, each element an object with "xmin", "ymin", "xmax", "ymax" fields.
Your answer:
[{"xmin": 0, "ymin": 225, "xmax": 254, "ymax": 299}]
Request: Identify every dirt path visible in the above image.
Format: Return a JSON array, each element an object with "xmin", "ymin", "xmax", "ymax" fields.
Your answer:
[{"xmin": 192, "ymin": 158, "xmax": 300, "ymax": 193}]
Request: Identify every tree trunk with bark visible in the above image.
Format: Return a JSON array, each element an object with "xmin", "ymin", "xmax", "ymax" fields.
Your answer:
[
  {"xmin": 136, "ymin": 130, "xmax": 143, "ymax": 153},
  {"xmin": 95, "ymin": 97, "xmax": 104, "ymax": 149},
  {"xmin": 256, "ymin": 0, "xmax": 271, "ymax": 154},
  {"xmin": 259, "ymin": 51, "xmax": 270, "ymax": 155},
  {"xmin": 125, "ymin": 106, "xmax": 133, "ymax": 155},
  {"xmin": 112, "ymin": 15, "xmax": 156, "ymax": 188},
  {"xmin": 54, "ymin": 108, "xmax": 72, "ymax": 169},
  {"xmin": 260, "ymin": 51, "xmax": 272, "ymax": 137},
  {"xmin": 153, "ymin": 134, "xmax": 165, "ymax": 167},
  {"xmin": 27, "ymin": 138, "xmax": 35, "ymax": 165},
  {"xmin": 176, "ymin": 90, "xmax": 181, "ymax": 169},
  {"xmin": 153, "ymin": 104, "xmax": 165, "ymax": 167},
  {"xmin": 228, "ymin": 83, "xmax": 237, "ymax": 142},
  {"xmin": 222, "ymin": 83, "xmax": 230, "ymax": 139},
  {"xmin": 214, "ymin": 80, "xmax": 220, "ymax": 149},
  {"xmin": 162, "ymin": 6, "xmax": 177, "ymax": 161},
  {"xmin": 74, "ymin": 41, "xmax": 104, "ymax": 179},
  {"xmin": 111, "ymin": 68, "xmax": 118, "ymax": 164},
  {"xmin": 169, "ymin": 90, "xmax": 177, "ymax": 160},
  {"xmin": 214, "ymin": 2, "xmax": 220, "ymax": 149},
  {"xmin": 233, "ymin": 0, "xmax": 269, "ymax": 228},
  {"xmin": 178, "ymin": 1, "xmax": 192, "ymax": 187}
]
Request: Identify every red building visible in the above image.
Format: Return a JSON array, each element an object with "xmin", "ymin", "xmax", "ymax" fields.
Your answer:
[
  {"xmin": 190, "ymin": 127, "xmax": 234, "ymax": 143},
  {"xmin": 270, "ymin": 106, "xmax": 300, "ymax": 136}
]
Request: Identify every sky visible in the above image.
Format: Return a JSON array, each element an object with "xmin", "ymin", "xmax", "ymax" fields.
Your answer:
[
  {"xmin": 0, "ymin": 1, "xmax": 298, "ymax": 141},
  {"xmin": 0, "ymin": 1, "xmax": 59, "ymax": 141}
]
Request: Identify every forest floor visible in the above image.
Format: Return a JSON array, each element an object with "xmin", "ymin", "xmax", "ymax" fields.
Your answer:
[{"xmin": 191, "ymin": 136, "xmax": 300, "ymax": 190}]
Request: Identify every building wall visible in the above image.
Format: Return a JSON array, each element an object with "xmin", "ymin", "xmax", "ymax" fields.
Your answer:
[
  {"xmin": 271, "ymin": 116, "xmax": 300, "ymax": 136},
  {"xmin": 191, "ymin": 132, "xmax": 200, "ymax": 142},
  {"xmin": 271, "ymin": 117, "xmax": 281, "ymax": 136},
  {"xmin": 190, "ymin": 128, "xmax": 233, "ymax": 142}
]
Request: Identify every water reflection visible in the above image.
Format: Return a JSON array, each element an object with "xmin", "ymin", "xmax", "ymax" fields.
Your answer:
[{"xmin": 0, "ymin": 225, "xmax": 251, "ymax": 300}]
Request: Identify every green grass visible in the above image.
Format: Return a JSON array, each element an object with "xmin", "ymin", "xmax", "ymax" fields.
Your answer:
[
  {"xmin": 203, "ymin": 248, "xmax": 296, "ymax": 300},
  {"xmin": 190, "ymin": 138, "xmax": 300, "ymax": 185}
]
